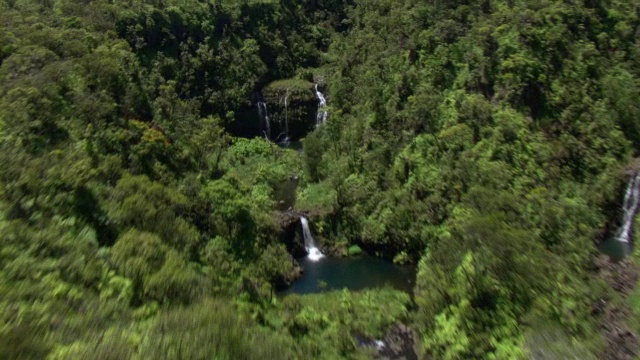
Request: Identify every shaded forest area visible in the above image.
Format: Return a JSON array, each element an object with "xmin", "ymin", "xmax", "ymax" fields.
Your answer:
[{"xmin": 3, "ymin": 0, "xmax": 640, "ymax": 358}]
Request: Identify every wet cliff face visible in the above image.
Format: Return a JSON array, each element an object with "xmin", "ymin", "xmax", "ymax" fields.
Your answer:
[
  {"xmin": 228, "ymin": 79, "xmax": 318, "ymax": 141},
  {"xmin": 262, "ymin": 80, "xmax": 317, "ymax": 141}
]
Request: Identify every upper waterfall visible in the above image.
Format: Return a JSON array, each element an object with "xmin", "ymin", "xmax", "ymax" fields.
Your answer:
[
  {"xmin": 617, "ymin": 173, "xmax": 640, "ymax": 243},
  {"xmin": 314, "ymin": 84, "xmax": 328, "ymax": 126},
  {"xmin": 301, "ymin": 216, "xmax": 324, "ymax": 261}
]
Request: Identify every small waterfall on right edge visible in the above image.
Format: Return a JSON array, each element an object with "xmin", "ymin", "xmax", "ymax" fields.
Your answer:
[
  {"xmin": 617, "ymin": 173, "xmax": 640, "ymax": 243},
  {"xmin": 314, "ymin": 84, "xmax": 328, "ymax": 126},
  {"xmin": 301, "ymin": 217, "xmax": 324, "ymax": 261}
]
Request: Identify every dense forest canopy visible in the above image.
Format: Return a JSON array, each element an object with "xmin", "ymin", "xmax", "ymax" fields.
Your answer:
[{"xmin": 3, "ymin": 0, "xmax": 640, "ymax": 358}]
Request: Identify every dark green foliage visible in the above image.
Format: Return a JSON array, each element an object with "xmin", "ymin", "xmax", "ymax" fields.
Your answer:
[
  {"xmin": 305, "ymin": 0, "xmax": 640, "ymax": 357},
  {"xmin": 271, "ymin": 289, "xmax": 411, "ymax": 359},
  {"xmin": 303, "ymin": 128, "xmax": 325, "ymax": 181},
  {"xmin": 110, "ymin": 229, "xmax": 204, "ymax": 304},
  {"xmin": 137, "ymin": 300, "xmax": 294, "ymax": 360},
  {"xmin": 3, "ymin": 0, "xmax": 640, "ymax": 358},
  {"xmin": 107, "ymin": 174, "xmax": 199, "ymax": 252}
]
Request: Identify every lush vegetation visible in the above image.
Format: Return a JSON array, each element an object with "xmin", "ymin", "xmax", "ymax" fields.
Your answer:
[{"xmin": 2, "ymin": 0, "xmax": 640, "ymax": 358}]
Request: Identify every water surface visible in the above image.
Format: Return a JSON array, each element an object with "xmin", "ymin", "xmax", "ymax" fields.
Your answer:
[
  {"xmin": 277, "ymin": 140, "xmax": 303, "ymax": 151},
  {"xmin": 600, "ymin": 238, "xmax": 632, "ymax": 262},
  {"xmin": 284, "ymin": 255, "xmax": 415, "ymax": 295}
]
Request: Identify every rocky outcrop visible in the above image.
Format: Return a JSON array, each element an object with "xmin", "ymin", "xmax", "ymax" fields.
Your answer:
[
  {"xmin": 593, "ymin": 254, "xmax": 640, "ymax": 360},
  {"xmin": 377, "ymin": 324, "xmax": 420, "ymax": 360},
  {"xmin": 357, "ymin": 323, "xmax": 419, "ymax": 360}
]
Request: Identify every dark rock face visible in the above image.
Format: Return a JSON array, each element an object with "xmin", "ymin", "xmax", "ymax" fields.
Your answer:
[
  {"xmin": 278, "ymin": 211, "xmax": 307, "ymax": 258},
  {"xmin": 357, "ymin": 324, "xmax": 419, "ymax": 360},
  {"xmin": 229, "ymin": 102, "xmax": 263, "ymax": 139}
]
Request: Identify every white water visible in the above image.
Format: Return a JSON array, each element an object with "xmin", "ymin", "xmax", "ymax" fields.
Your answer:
[
  {"xmin": 257, "ymin": 97, "xmax": 271, "ymax": 140},
  {"xmin": 301, "ymin": 217, "xmax": 324, "ymax": 261},
  {"xmin": 314, "ymin": 84, "xmax": 328, "ymax": 126},
  {"xmin": 280, "ymin": 90, "xmax": 290, "ymax": 144},
  {"xmin": 617, "ymin": 173, "xmax": 640, "ymax": 243},
  {"xmin": 284, "ymin": 90, "xmax": 289, "ymax": 135}
]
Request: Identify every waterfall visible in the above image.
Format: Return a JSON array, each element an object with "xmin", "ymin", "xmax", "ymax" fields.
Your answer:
[
  {"xmin": 280, "ymin": 90, "xmax": 290, "ymax": 144},
  {"xmin": 257, "ymin": 93, "xmax": 271, "ymax": 140},
  {"xmin": 301, "ymin": 217, "xmax": 324, "ymax": 261},
  {"xmin": 617, "ymin": 173, "xmax": 640, "ymax": 243},
  {"xmin": 314, "ymin": 84, "xmax": 328, "ymax": 126}
]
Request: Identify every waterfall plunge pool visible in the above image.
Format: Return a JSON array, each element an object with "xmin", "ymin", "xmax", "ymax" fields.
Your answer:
[
  {"xmin": 600, "ymin": 238, "xmax": 632, "ymax": 262},
  {"xmin": 600, "ymin": 172, "xmax": 639, "ymax": 261},
  {"xmin": 282, "ymin": 255, "xmax": 416, "ymax": 295}
]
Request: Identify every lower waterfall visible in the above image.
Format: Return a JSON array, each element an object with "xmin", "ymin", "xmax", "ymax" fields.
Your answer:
[{"xmin": 301, "ymin": 216, "xmax": 324, "ymax": 261}]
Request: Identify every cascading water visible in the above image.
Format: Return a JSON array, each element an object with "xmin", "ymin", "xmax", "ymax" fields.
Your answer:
[
  {"xmin": 256, "ymin": 93, "xmax": 271, "ymax": 140},
  {"xmin": 617, "ymin": 173, "xmax": 640, "ymax": 243},
  {"xmin": 314, "ymin": 84, "xmax": 328, "ymax": 126},
  {"xmin": 301, "ymin": 217, "xmax": 324, "ymax": 261},
  {"xmin": 279, "ymin": 90, "xmax": 290, "ymax": 144}
]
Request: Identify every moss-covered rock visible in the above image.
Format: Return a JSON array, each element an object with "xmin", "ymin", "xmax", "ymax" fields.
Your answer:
[{"xmin": 348, "ymin": 245, "xmax": 363, "ymax": 256}]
